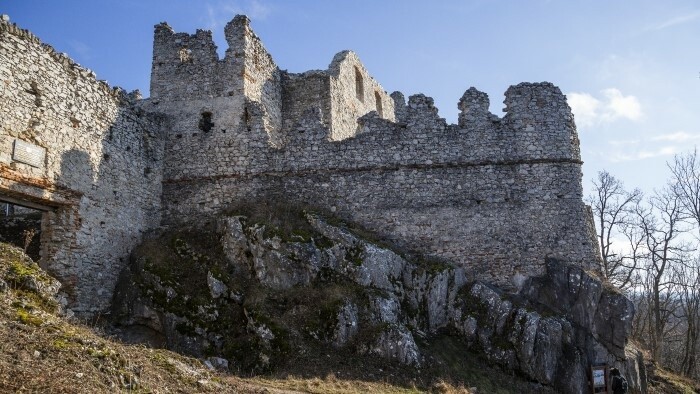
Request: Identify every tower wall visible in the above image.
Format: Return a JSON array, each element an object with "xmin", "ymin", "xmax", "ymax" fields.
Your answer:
[{"xmin": 0, "ymin": 19, "xmax": 164, "ymax": 315}]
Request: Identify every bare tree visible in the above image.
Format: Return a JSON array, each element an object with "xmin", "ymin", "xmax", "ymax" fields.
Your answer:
[
  {"xmin": 666, "ymin": 149, "xmax": 700, "ymax": 377},
  {"xmin": 588, "ymin": 170, "xmax": 642, "ymax": 288},
  {"xmin": 677, "ymin": 261, "xmax": 700, "ymax": 377},
  {"xmin": 635, "ymin": 186, "xmax": 691, "ymax": 360},
  {"xmin": 670, "ymin": 149, "xmax": 700, "ymax": 238},
  {"xmin": 593, "ymin": 162, "xmax": 700, "ymax": 376}
]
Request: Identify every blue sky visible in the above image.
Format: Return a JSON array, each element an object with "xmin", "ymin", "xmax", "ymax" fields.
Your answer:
[{"xmin": 3, "ymin": 0, "xmax": 699, "ymax": 197}]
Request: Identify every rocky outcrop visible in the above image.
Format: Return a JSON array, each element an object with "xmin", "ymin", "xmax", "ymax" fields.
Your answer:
[{"xmin": 112, "ymin": 212, "xmax": 645, "ymax": 392}]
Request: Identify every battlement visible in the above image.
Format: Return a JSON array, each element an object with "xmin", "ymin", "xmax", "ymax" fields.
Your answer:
[
  {"xmin": 148, "ymin": 17, "xmax": 592, "ymax": 292},
  {"xmin": 149, "ymin": 16, "xmax": 396, "ymax": 143},
  {"xmin": 0, "ymin": 14, "xmax": 598, "ymax": 315}
]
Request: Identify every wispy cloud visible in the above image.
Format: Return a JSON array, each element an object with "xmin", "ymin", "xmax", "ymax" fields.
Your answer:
[
  {"xmin": 608, "ymin": 139, "xmax": 641, "ymax": 146},
  {"xmin": 610, "ymin": 146, "xmax": 678, "ymax": 163},
  {"xmin": 204, "ymin": 0, "xmax": 272, "ymax": 31},
  {"xmin": 247, "ymin": 0, "xmax": 271, "ymax": 20},
  {"xmin": 651, "ymin": 131, "xmax": 700, "ymax": 142},
  {"xmin": 647, "ymin": 11, "xmax": 700, "ymax": 31},
  {"xmin": 567, "ymin": 88, "xmax": 642, "ymax": 128},
  {"xmin": 604, "ymin": 132, "xmax": 700, "ymax": 163}
]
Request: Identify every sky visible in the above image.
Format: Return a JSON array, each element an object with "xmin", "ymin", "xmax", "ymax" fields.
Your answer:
[{"xmin": 3, "ymin": 0, "xmax": 699, "ymax": 198}]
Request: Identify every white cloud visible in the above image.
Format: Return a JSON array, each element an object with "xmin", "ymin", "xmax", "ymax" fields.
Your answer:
[
  {"xmin": 567, "ymin": 88, "xmax": 642, "ymax": 129},
  {"xmin": 610, "ymin": 146, "xmax": 677, "ymax": 163},
  {"xmin": 651, "ymin": 131, "xmax": 700, "ymax": 142},
  {"xmin": 567, "ymin": 92, "xmax": 600, "ymax": 127},
  {"xmin": 601, "ymin": 88, "xmax": 642, "ymax": 122},
  {"xmin": 647, "ymin": 11, "xmax": 700, "ymax": 31},
  {"xmin": 247, "ymin": 0, "xmax": 271, "ymax": 20}
]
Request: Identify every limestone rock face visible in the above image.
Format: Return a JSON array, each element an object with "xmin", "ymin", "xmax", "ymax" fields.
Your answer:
[
  {"xmin": 520, "ymin": 259, "xmax": 634, "ymax": 358},
  {"xmin": 206, "ymin": 272, "xmax": 228, "ymax": 299},
  {"xmin": 367, "ymin": 325, "xmax": 421, "ymax": 366},
  {"xmin": 449, "ymin": 264, "xmax": 641, "ymax": 394},
  {"xmin": 112, "ymin": 213, "xmax": 643, "ymax": 392}
]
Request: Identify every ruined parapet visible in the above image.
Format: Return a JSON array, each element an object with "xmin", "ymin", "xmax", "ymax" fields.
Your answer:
[
  {"xmin": 458, "ymin": 87, "xmax": 495, "ymax": 127},
  {"xmin": 225, "ymin": 15, "xmax": 282, "ymax": 140},
  {"xmin": 390, "ymin": 91, "xmax": 408, "ymax": 124},
  {"xmin": 326, "ymin": 51, "xmax": 395, "ymax": 140},
  {"xmin": 149, "ymin": 15, "xmax": 281, "ymax": 146},
  {"xmin": 280, "ymin": 50, "xmax": 395, "ymax": 141},
  {"xmin": 150, "ymin": 23, "xmax": 222, "ymax": 101},
  {"xmin": 503, "ymin": 82, "xmax": 581, "ymax": 161},
  {"xmin": 404, "ymin": 94, "xmax": 446, "ymax": 131},
  {"xmin": 281, "ymin": 71, "xmax": 332, "ymax": 140}
]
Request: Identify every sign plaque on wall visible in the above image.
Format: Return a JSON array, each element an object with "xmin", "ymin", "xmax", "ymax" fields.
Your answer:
[
  {"xmin": 12, "ymin": 139, "xmax": 45, "ymax": 168},
  {"xmin": 591, "ymin": 364, "xmax": 609, "ymax": 393}
]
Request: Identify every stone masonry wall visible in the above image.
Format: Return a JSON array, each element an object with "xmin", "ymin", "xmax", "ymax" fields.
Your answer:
[
  {"xmin": 235, "ymin": 16, "xmax": 282, "ymax": 144},
  {"xmin": 0, "ymin": 14, "xmax": 601, "ymax": 313},
  {"xmin": 150, "ymin": 24, "xmax": 224, "ymax": 102},
  {"xmin": 158, "ymin": 70, "xmax": 600, "ymax": 289},
  {"xmin": 0, "ymin": 18, "xmax": 164, "ymax": 315},
  {"xmin": 281, "ymin": 71, "xmax": 332, "ymax": 134},
  {"xmin": 327, "ymin": 51, "xmax": 396, "ymax": 140}
]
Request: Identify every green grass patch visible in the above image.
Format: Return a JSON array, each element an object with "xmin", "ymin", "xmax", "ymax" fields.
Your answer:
[{"xmin": 16, "ymin": 307, "xmax": 43, "ymax": 326}]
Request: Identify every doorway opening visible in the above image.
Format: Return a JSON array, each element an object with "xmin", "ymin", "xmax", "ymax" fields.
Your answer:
[{"xmin": 0, "ymin": 198, "xmax": 51, "ymax": 262}]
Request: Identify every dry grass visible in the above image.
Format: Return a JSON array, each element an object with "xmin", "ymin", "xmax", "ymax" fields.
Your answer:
[
  {"xmin": 0, "ymin": 304, "xmax": 472, "ymax": 394},
  {"xmin": 649, "ymin": 368, "xmax": 700, "ymax": 394},
  {"xmin": 0, "ymin": 241, "xmax": 473, "ymax": 393},
  {"xmin": 241, "ymin": 375, "xmax": 473, "ymax": 394},
  {"xmin": 0, "ymin": 295, "xmax": 235, "ymax": 393}
]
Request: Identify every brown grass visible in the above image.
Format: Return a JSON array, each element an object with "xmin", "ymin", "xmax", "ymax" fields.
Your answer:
[
  {"xmin": 649, "ymin": 367, "xmax": 700, "ymax": 394},
  {"xmin": 0, "ymin": 240, "xmax": 466, "ymax": 393}
]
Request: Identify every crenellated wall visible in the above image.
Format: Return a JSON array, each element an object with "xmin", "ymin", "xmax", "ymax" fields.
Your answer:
[
  {"xmin": 0, "ymin": 13, "xmax": 601, "ymax": 313},
  {"xmin": 157, "ymin": 77, "xmax": 599, "ymax": 289},
  {"xmin": 145, "ymin": 15, "xmax": 600, "ymax": 290},
  {"xmin": 0, "ymin": 18, "xmax": 164, "ymax": 315}
]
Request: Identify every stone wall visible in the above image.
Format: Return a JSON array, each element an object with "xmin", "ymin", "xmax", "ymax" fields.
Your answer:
[
  {"xmin": 150, "ymin": 23, "xmax": 224, "ymax": 102},
  {"xmin": 0, "ymin": 18, "xmax": 164, "ymax": 315},
  {"xmin": 0, "ymin": 14, "xmax": 602, "ymax": 312},
  {"xmin": 235, "ymin": 16, "xmax": 282, "ymax": 144},
  {"xmin": 281, "ymin": 71, "xmax": 332, "ymax": 134},
  {"xmin": 158, "ymin": 75, "xmax": 599, "ymax": 289},
  {"xmin": 327, "ymin": 51, "xmax": 396, "ymax": 140}
]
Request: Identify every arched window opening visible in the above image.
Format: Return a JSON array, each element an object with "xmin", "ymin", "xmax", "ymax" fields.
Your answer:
[
  {"xmin": 375, "ymin": 91, "xmax": 383, "ymax": 117},
  {"xmin": 355, "ymin": 66, "xmax": 364, "ymax": 102}
]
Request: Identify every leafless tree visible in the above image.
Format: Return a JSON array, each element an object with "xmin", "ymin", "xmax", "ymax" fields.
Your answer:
[
  {"xmin": 676, "ymin": 261, "xmax": 700, "ymax": 377},
  {"xmin": 665, "ymin": 149, "xmax": 700, "ymax": 377},
  {"xmin": 594, "ymin": 162, "xmax": 700, "ymax": 377},
  {"xmin": 588, "ymin": 170, "xmax": 642, "ymax": 288},
  {"xmin": 669, "ymin": 149, "xmax": 700, "ymax": 239},
  {"xmin": 634, "ymin": 186, "xmax": 691, "ymax": 360}
]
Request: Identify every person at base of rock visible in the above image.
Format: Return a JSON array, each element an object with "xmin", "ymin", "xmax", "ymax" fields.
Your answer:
[{"xmin": 610, "ymin": 367, "xmax": 628, "ymax": 394}]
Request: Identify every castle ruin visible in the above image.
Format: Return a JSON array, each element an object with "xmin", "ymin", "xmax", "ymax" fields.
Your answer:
[{"xmin": 0, "ymin": 15, "xmax": 600, "ymax": 315}]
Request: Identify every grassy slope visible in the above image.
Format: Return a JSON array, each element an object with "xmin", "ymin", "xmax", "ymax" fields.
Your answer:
[{"xmin": 0, "ymin": 242, "xmax": 466, "ymax": 393}]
